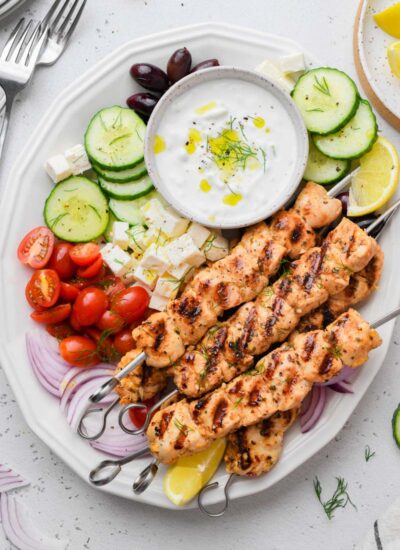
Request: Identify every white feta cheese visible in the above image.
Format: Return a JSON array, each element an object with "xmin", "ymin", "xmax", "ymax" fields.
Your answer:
[
  {"xmin": 133, "ymin": 265, "xmax": 158, "ymax": 290},
  {"xmin": 162, "ymin": 207, "xmax": 190, "ymax": 237},
  {"xmin": 255, "ymin": 59, "xmax": 295, "ymax": 92},
  {"xmin": 100, "ymin": 244, "xmax": 132, "ymax": 276},
  {"xmin": 141, "ymin": 243, "xmax": 169, "ymax": 274},
  {"xmin": 120, "ymin": 257, "xmax": 140, "ymax": 284},
  {"xmin": 44, "ymin": 154, "xmax": 72, "ymax": 183},
  {"xmin": 141, "ymin": 198, "xmax": 164, "ymax": 226},
  {"xmin": 155, "ymin": 276, "xmax": 179, "ymax": 299},
  {"xmin": 64, "ymin": 144, "xmax": 92, "ymax": 175},
  {"xmin": 112, "ymin": 221, "xmax": 130, "ymax": 250},
  {"xmin": 143, "ymin": 226, "xmax": 169, "ymax": 248},
  {"xmin": 127, "ymin": 225, "xmax": 147, "ymax": 254},
  {"xmin": 278, "ymin": 53, "xmax": 305, "ymax": 75},
  {"xmin": 164, "ymin": 234, "xmax": 205, "ymax": 267},
  {"xmin": 203, "ymin": 234, "xmax": 230, "ymax": 262},
  {"xmin": 187, "ymin": 222, "xmax": 211, "ymax": 249},
  {"xmin": 149, "ymin": 293, "xmax": 169, "ymax": 312},
  {"xmin": 141, "ymin": 198, "xmax": 189, "ymax": 238},
  {"xmin": 168, "ymin": 262, "xmax": 193, "ymax": 280}
]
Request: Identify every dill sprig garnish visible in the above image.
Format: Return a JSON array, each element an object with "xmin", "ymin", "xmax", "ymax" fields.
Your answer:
[
  {"xmin": 364, "ymin": 445, "xmax": 375, "ymax": 462},
  {"xmin": 313, "ymin": 75, "xmax": 331, "ymax": 96},
  {"xmin": 314, "ymin": 476, "xmax": 356, "ymax": 520}
]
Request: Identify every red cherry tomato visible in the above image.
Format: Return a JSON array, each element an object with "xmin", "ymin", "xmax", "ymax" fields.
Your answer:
[
  {"xmin": 76, "ymin": 256, "xmax": 103, "ymax": 279},
  {"xmin": 31, "ymin": 303, "xmax": 71, "ymax": 324},
  {"xmin": 128, "ymin": 397, "xmax": 157, "ymax": 429},
  {"xmin": 113, "ymin": 328, "xmax": 135, "ymax": 355},
  {"xmin": 59, "ymin": 282, "xmax": 80, "ymax": 302},
  {"xmin": 59, "ymin": 335, "xmax": 99, "ymax": 367},
  {"xmin": 73, "ymin": 287, "xmax": 108, "ymax": 326},
  {"xmin": 85, "ymin": 327, "xmax": 117, "ymax": 363},
  {"xmin": 111, "ymin": 287, "xmax": 149, "ymax": 323},
  {"xmin": 25, "ymin": 269, "xmax": 60, "ymax": 310},
  {"xmin": 46, "ymin": 322, "xmax": 75, "ymax": 339},
  {"xmin": 17, "ymin": 226, "xmax": 55, "ymax": 269},
  {"xmin": 48, "ymin": 242, "xmax": 76, "ymax": 280},
  {"xmin": 69, "ymin": 308, "xmax": 83, "ymax": 332},
  {"xmin": 101, "ymin": 276, "xmax": 126, "ymax": 300},
  {"xmin": 69, "ymin": 243, "xmax": 100, "ymax": 266},
  {"xmin": 96, "ymin": 310, "xmax": 125, "ymax": 333}
]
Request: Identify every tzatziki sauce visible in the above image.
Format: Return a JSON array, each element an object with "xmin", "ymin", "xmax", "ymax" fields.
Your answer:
[{"xmin": 152, "ymin": 77, "xmax": 299, "ymax": 226}]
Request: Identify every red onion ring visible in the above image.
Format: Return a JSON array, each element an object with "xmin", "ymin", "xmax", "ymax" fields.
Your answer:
[
  {"xmin": 300, "ymin": 386, "xmax": 327, "ymax": 433},
  {"xmin": 321, "ymin": 365, "xmax": 353, "ymax": 386},
  {"xmin": 328, "ymin": 381, "xmax": 354, "ymax": 394},
  {"xmin": 0, "ymin": 465, "xmax": 29, "ymax": 493}
]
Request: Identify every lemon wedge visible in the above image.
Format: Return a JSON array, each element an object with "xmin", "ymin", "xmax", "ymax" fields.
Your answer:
[
  {"xmin": 163, "ymin": 439, "xmax": 226, "ymax": 506},
  {"xmin": 374, "ymin": 3, "xmax": 400, "ymax": 38},
  {"xmin": 348, "ymin": 136, "xmax": 399, "ymax": 217},
  {"xmin": 388, "ymin": 41, "xmax": 400, "ymax": 79}
]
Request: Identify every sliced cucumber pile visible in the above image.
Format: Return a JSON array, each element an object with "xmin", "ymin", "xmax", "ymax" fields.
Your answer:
[
  {"xmin": 304, "ymin": 137, "xmax": 350, "ymax": 184},
  {"xmin": 93, "ymin": 161, "xmax": 147, "ymax": 183},
  {"xmin": 393, "ymin": 404, "xmax": 400, "ymax": 449},
  {"xmin": 292, "ymin": 68, "xmax": 359, "ymax": 135},
  {"xmin": 99, "ymin": 175, "xmax": 154, "ymax": 200},
  {"xmin": 44, "ymin": 177, "xmax": 109, "ymax": 242},
  {"xmin": 85, "ymin": 106, "xmax": 146, "ymax": 170},
  {"xmin": 313, "ymin": 100, "xmax": 377, "ymax": 160},
  {"xmin": 109, "ymin": 190, "xmax": 162, "ymax": 225}
]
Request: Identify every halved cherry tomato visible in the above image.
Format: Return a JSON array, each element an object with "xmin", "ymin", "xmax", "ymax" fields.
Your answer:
[
  {"xmin": 101, "ymin": 276, "xmax": 126, "ymax": 300},
  {"xmin": 17, "ymin": 227, "xmax": 55, "ymax": 269},
  {"xmin": 60, "ymin": 282, "xmax": 80, "ymax": 302},
  {"xmin": 73, "ymin": 287, "xmax": 108, "ymax": 326},
  {"xmin": 113, "ymin": 328, "xmax": 135, "ymax": 355},
  {"xmin": 69, "ymin": 243, "xmax": 100, "ymax": 266},
  {"xmin": 111, "ymin": 287, "xmax": 149, "ymax": 323},
  {"xmin": 48, "ymin": 242, "xmax": 76, "ymax": 280},
  {"xmin": 128, "ymin": 397, "xmax": 157, "ymax": 429},
  {"xmin": 68, "ymin": 265, "xmax": 107, "ymax": 290},
  {"xmin": 85, "ymin": 327, "xmax": 118, "ymax": 363},
  {"xmin": 59, "ymin": 335, "xmax": 99, "ymax": 367},
  {"xmin": 76, "ymin": 256, "xmax": 103, "ymax": 279},
  {"xmin": 96, "ymin": 310, "xmax": 125, "ymax": 333},
  {"xmin": 25, "ymin": 269, "xmax": 60, "ymax": 310},
  {"xmin": 46, "ymin": 322, "xmax": 75, "ymax": 339},
  {"xmin": 31, "ymin": 303, "xmax": 71, "ymax": 324}
]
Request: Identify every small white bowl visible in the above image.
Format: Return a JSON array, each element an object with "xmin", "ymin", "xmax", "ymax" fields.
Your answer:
[{"xmin": 145, "ymin": 66, "xmax": 308, "ymax": 229}]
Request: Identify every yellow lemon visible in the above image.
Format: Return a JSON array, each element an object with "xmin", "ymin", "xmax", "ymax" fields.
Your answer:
[
  {"xmin": 348, "ymin": 136, "xmax": 399, "ymax": 216},
  {"xmin": 163, "ymin": 439, "xmax": 226, "ymax": 506},
  {"xmin": 388, "ymin": 41, "xmax": 400, "ymax": 78},
  {"xmin": 374, "ymin": 3, "xmax": 400, "ymax": 38}
]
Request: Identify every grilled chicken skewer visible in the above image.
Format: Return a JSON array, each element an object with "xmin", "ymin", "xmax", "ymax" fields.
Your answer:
[
  {"xmin": 147, "ymin": 308, "xmax": 381, "ymax": 464},
  {"xmin": 115, "ymin": 183, "xmax": 341, "ymax": 403}
]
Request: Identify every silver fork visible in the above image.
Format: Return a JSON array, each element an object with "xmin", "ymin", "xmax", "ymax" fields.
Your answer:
[
  {"xmin": 39, "ymin": 0, "xmax": 87, "ymax": 66},
  {"xmin": 0, "ymin": 18, "xmax": 48, "ymax": 160}
]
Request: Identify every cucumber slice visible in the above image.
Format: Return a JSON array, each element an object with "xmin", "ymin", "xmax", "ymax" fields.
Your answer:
[
  {"xmin": 304, "ymin": 137, "xmax": 350, "ymax": 184},
  {"xmin": 85, "ymin": 106, "xmax": 146, "ymax": 170},
  {"xmin": 99, "ymin": 175, "xmax": 154, "ymax": 200},
  {"xmin": 93, "ymin": 161, "xmax": 147, "ymax": 183},
  {"xmin": 292, "ymin": 68, "xmax": 359, "ymax": 135},
  {"xmin": 392, "ymin": 404, "xmax": 400, "ymax": 448},
  {"xmin": 109, "ymin": 190, "xmax": 162, "ymax": 225},
  {"xmin": 104, "ymin": 211, "xmax": 117, "ymax": 242},
  {"xmin": 44, "ymin": 177, "xmax": 109, "ymax": 242},
  {"xmin": 313, "ymin": 100, "xmax": 378, "ymax": 160}
]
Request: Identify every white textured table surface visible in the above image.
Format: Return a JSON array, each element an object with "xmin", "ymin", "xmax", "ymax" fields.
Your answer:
[{"xmin": 1, "ymin": 1, "xmax": 400, "ymax": 549}]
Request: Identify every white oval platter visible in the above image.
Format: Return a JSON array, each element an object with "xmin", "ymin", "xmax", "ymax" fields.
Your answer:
[{"xmin": 0, "ymin": 22, "xmax": 398, "ymax": 510}]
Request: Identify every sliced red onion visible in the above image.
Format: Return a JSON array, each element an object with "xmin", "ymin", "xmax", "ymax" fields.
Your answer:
[
  {"xmin": 321, "ymin": 365, "xmax": 353, "ymax": 386},
  {"xmin": 300, "ymin": 385, "xmax": 327, "ymax": 433},
  {"xmin": 328, "ymin": 381, "xmax": 354, "ymax": 394},
  {"xmin": 0, "ymin": 492, "xmax": 68, "ymax": 549},
  {"xmin": 0, "ymin": 465, "xmax": 29, "ymax": 493}
]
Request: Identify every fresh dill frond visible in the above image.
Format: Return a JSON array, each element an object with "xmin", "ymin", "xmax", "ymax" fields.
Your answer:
[
  {"xmin": 314, "ymin": 476, "xmax": 356, "ymax": 520},
  {"xmin": 364, "ymin": 445, "xmax": 375, "ymax": 462},
  {"xmin": 313, "ymin": 75, "xmax": 331, "ymax": 96}
]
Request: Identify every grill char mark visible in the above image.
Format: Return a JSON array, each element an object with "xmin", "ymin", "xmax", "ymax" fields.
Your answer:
[{"xmin": 213, "ymin": 399, "xmax": 228, "ymax": 430}]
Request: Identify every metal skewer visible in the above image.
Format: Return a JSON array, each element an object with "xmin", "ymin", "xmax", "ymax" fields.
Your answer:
[
  {"xmin": 89, "ymin": 446, "xmax": 150, "ymax": 486},
  {"xmin": 327, "ymin": 167, "xmax": 360, "ymax": 197}
]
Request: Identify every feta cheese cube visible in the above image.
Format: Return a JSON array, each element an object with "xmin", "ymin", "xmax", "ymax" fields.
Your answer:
[
  {"xmin": 100, "ymin": 244, "xmax": 132, "ymax": 276},
  {"xmin": 278, "ymin": 53, "xmax": 305, "ymax": 75},
  {"xmin": 149, "ymin": 293, "xmax": 169, "ymax": 312},
  {"xmin": 255, "ymin": 59, "xmax": 294, "ymax": 92},
  {"xmin": 112, "ymin": 221, "xmax": 130, "ymax": 250},
  {"xmin": 133, "ymin": 265, "xmax": 158, "ymax": 290},
  {"xmin": 141, "ymin": 243, "xmax": 169, "ymax": 274},
  {"xmin": 44, "ymin": 154, "xmax": 72, "ymax": 183},
  {"xmin": 121, "ymin": 257, "xmax": 140, "ymax": 284},
  {"xmin": 168, "ymin": 263, "xmax": 192, "ymax": 280},
  {"xmin": 163, "ymin": 207, "xmax": 190, "ymax": 237},
  {"xmin": 127, "ymin": 225, "xmax": 147, "ymax": 254},
  {"xmin": 141, "ymin": 199, "xmax": 189, "ymax": 238},
  {"xmin": 203, "ymin": 234, "xmax": 229, "ymax": 262},
  {"xmin": 155, "ymin": 276, "xmax": 179, "ymax": 299},
  {"xmin": 164, "ymin": 234, "xmax": 205, "ymax": 267},
  {"xmin": 64, "ymin": 144, "xmax": 92, "ymax": 175},
  {"xmin": 143, "ymin": 226, "xmax": 169, "ymax": 248},
  {"xmin": 187, "ymin": 222, "xmax": 211, "ymax": 249}
]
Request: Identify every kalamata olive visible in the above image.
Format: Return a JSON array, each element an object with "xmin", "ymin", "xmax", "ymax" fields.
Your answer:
[
  {"xmin": 191, "ymin": 59, "xmax": 220, "ymax": 73},
  {"xmin": 126, "ymin": 92, "xmax": 159, "ymax": 117},
  {"xmin": 130, "ymin": 63, "xmax": 169, "ymax": 93},
  {"xmin": 167, "ymin": 47, "xmax": 192, "ymax": 83},
  {"xmin": 336, "ymin": 192, "xmax": 349, "ymax": 216}
]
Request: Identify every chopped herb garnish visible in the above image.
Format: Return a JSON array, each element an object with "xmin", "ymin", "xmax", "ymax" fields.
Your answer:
[
  {"xmin": 313, "ymin": 75, "xmax": 331, "ymax": 96},
  {"xmin": 364, "ymin": 445, "xmax": 375, "ymax": 462},
  {"xmin": 314, "ymin": 476, "xmax": 356, "ymax": 520}
]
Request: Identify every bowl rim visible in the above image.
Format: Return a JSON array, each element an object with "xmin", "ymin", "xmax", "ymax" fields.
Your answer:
[{"xmin": 144, "ymin": 65, "xmax": 309, "ymax": 229}]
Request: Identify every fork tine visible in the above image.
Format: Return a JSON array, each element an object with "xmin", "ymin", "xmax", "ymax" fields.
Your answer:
[
  {"xmin": 0, "ymin": 18, "xmax": 25, "ymax": 62},
  {"xmin": 41, "ymin": 0, "xmax": 65, "ymax": 32},
  {"xmin": 8, "ymin": 20, "xmax": 34, "ymax": 64},
  {"xmin": 25, "ymin": 23, "xmax": 48, "ymax": 68},
  {"xmin": 56, "ymin": 0, "xmax": 79, "ymax": 36},
  {"xmin": 59, "ymin": 0, "xmax": 86, "ymax": 45},
  {"xmin": 50, "ymin": 0, "xmax": 73, "ymax": 34},
  {"xmin": 20, "ymin": 21, "xmax": 42, "ymax": 67}
]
